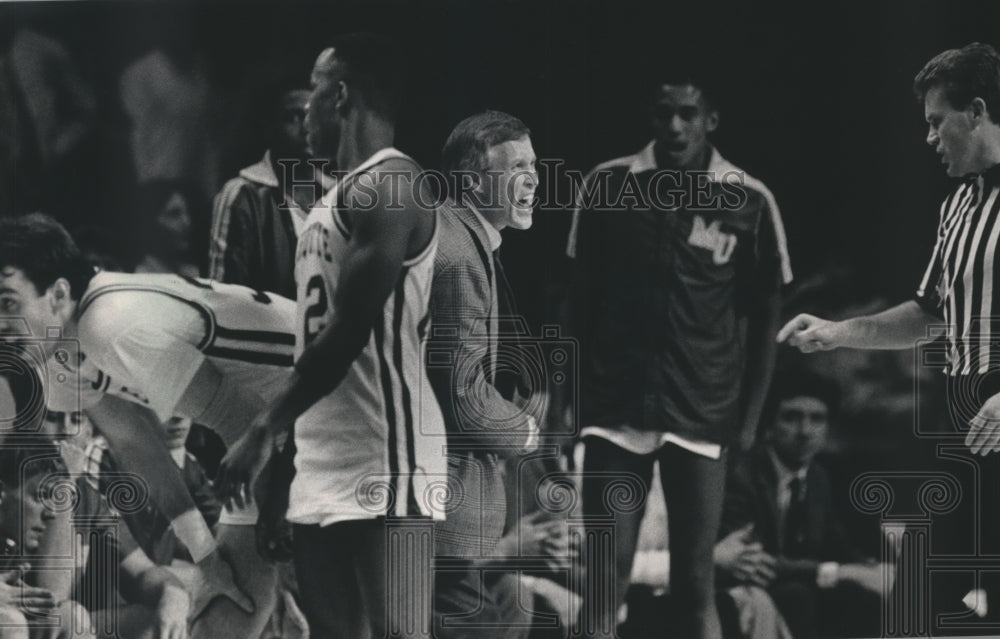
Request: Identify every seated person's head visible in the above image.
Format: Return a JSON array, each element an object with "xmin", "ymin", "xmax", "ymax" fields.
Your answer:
[
  {"xmin": 0, "ymin": 441, "xmax": 65, "ymax": 552},
  {"xmin": 761, "ymin": 371, "xmax": 839, "ymax": 471},
  {"xmin": 161, "ymin": 417, "xmax": 192, "ymax": 452},
  {"xmin": 132, "ymin": 179, "xmax": 199, "ymax": 267}
]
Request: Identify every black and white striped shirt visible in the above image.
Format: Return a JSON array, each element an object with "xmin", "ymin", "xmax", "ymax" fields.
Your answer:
[{"xmin": 917, "ymin": 164, "xmax": 1000, "ymax": 376}]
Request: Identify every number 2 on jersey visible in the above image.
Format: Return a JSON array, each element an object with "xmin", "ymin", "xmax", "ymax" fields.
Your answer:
[{"xmin": 303, "ymin": 275, "xmax": 328, "ymax": 345}]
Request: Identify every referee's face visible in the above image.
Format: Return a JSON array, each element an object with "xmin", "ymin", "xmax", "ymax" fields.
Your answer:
[{"xmin": 924, "ymin": 86, "xmax": 978, "ymax": 178}]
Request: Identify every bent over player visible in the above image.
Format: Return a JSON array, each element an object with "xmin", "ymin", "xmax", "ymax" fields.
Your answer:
[{"xmin": 0, "ymin": 212, "xmax": 293, "ymax": 638}]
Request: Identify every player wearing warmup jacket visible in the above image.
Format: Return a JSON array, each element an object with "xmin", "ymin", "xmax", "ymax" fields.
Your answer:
[
  {"xmin": 216, "ymin": 34, "xmax": 446, "ymax": 639},
  {"xmin": 567, "ymin": 79, "xmax": 792, "ymax": 639},
  {"xmin": 0, "ymin": 213, "xmax": 293, "ymax": 639}
]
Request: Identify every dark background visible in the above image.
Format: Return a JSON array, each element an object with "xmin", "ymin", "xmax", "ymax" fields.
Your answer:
[
  {"xmin": 7, "ymin": 0, "xmax": 1000, "ymax": 300},
  {"xmin": 5, "ymin": 0, "xmax": 1000, "ymax": 568}
]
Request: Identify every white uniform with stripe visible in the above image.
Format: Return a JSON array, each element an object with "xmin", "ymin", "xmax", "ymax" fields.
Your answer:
[
  {"xmin": 47, "ymin": 271, "xmax": 296, "ymax": 524},
  {"xmin": 288, "ymin": 148, "xmax": 447, "ymax": 526}
]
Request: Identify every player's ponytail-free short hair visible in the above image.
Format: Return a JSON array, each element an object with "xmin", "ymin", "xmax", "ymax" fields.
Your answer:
[
  {"xmin": 441, "ymin": 110, "xmax": 531, "ymax": 192},
  {"xmin": 914, "ymin": 42, "xmax": 1000, "ymax": 124},
  {"xmin": 0, "ymin": 213, "xmax": 96, "ymax": 300},
  {"xmin": 322, "ymin": 32, "xmax": 404, "ymax": 122}
]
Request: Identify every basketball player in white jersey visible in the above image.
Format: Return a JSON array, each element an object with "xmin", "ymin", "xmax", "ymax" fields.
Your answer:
[
  {"xmin": 215, "ymin": 33, "xmax": 447, "ymax": 639},
  {"xmin": 0, "ymin": 213, "xmax": 292, "ymax": 638}
]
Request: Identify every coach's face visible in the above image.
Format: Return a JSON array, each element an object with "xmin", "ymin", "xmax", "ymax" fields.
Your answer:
[
  {"xmin": 305, "ymin": 48, "xmax": 343, "ymax": 161},
  {"xmin": 0, "ymin": 267, "xmax": 71, "ymax": 354},
  {"xmin": 652, "ymin": 84, "xmax": 718, "ymax": 170},
  {"xmin": 925, "ymin": 86, "xmax": 983, "ymax": 177},
  {"xmin": 769, "ymin": 395, "xmax": 829, "ymax": 471},
  {"xmin": 478, "ymin": 136, "xmax": 538, "ymax": 231}
]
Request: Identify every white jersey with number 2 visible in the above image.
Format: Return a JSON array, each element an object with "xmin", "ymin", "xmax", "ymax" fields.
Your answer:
[{"xmin": 289, "ymin": 147, "xmax": 447, "ymax": 526}]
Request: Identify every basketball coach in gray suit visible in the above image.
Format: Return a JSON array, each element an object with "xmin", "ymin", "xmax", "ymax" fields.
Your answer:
[{"xmin": 427, "ymin": 110, "xmax": 543, "ymax": 639}]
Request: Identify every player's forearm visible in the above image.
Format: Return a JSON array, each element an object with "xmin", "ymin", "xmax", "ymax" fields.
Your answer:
[
  {"xmin": 836, "ymin": 300, "xmax": 939, "ymax": 349},
  {"xmin": 125, "ymin": 564, "xmax": 185, "ymax": 610},
  {"xmin": 85, "ymin": 398, "xmax": 215, "ymax": 561}
]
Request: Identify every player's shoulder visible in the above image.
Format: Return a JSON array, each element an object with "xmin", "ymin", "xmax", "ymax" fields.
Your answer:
[
  {"xmin": 711, "ymin": 154, "xmax": 776, "ymax": 203},
  {"xmin": 76, "ymin": 291, "xmax": 136, "ymax": 345},
  {"xmin": 586, "ymin": 154, "xmax": 637, "ymax": 181}
]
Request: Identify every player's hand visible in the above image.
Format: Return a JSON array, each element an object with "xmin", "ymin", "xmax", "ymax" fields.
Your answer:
[
  {"xmin": 776, "ymin": 314, "xmax": 841, "ymax": 352},
  {"xmin": 714, "ymin": 524, "xmax": 776, "ymax": 588},
  {"xmin": 967, "ymin": 391, "xmax": 1000, "ymax": 455},
  {"xmin": 498, "ymin": 510, "xmax": 575, "ymax": 571},
  {"xmin": 190, "ymin": 550, "xmax": 254, "ymax": 621},
  {"xmin": 154, "ymin": 583, "xmax": 189, "ymax": 639},
  {"xmin": 216, "ymin": 426, "xmax": 272, "ymax": 511},
  {"xmin": 0, "ymin": 570, "xmax": 56, "ymax": 614}
]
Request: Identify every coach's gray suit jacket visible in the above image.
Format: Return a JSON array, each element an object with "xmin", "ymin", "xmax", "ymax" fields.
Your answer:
[{"xmin": 427, "ymin": 199, "xmax": 533, "ymax": 558}]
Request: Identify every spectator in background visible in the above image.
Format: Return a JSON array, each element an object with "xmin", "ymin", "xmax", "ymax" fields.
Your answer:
[
  {"xmin": 719, "ymin": 371, "xmax": 891, "ymax": 639},
  {"xmin": 0, "ymin": 24, "xmax": 96, "ymax": 223},
  {"xmin": 132, "ymin": 179, "xmax": 206, "ymax": 277},
  {"xmin": 119, "ymin": 25, "xmax": 219, "ymax": 201},
  {"xmin": 84, "ymin": 416, "xmax": 220, "ymax": 568},
  {"xmin": 0, "ymin": 443, "xmax": 92, "ymax": 639},
  {"xmin": 209, "ymin": 75, "xmax": 333, "ymax": 299}
]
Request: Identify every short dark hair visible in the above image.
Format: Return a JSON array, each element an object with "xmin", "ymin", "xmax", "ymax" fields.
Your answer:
[
  {"xmin": 651, "ymin": 66, "xmax": 723, "ymax": 114},
  {"xmin": 0, "ymin": 440, "xmax": 65, "ymax": 491},
  {"xmin": 322, "ymin": 32, "xmax": 404, "ymax": 121},
  {"xmin": 913, "ymin": 42, "xmax": 1000, "ymax": 123},
  {"xmin": 441, "ymin": 110, "xmax": 531, "ymax": 184},
  {"xmin": 0, "ymin": 213, "xmax": 95, "ymax": 299},
  {"xmin": 761, "ymin": 369, "xmax": 840, "ymax": 432}
]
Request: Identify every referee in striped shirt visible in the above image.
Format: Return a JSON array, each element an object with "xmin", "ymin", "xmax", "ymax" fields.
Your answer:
[
  {"xmin": 779, "ymin": 42, "xmax": 1000, "ymax": 627},
  {"xmin": 779, "ymin": 42, "xmax": 1000, "ymax": 455}
]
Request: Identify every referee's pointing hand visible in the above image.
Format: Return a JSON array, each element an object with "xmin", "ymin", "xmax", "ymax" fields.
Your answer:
[{"xmin": 777, "ymin": 313, "xmax": 841, "ymax": 353}]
